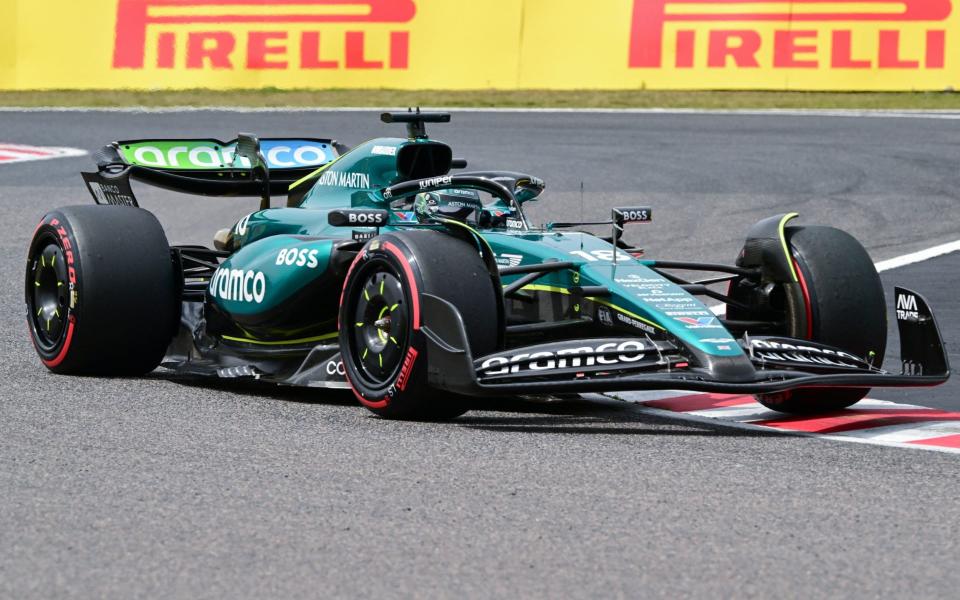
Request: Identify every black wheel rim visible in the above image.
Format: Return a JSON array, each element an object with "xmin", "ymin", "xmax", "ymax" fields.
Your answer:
[
  {"xmin": 347, "ymin": 262, "xmax": 410, "ymax": 386},
  {"xmin": 28, "ymin": 238, "xmax": 69, "ymax": 351}
]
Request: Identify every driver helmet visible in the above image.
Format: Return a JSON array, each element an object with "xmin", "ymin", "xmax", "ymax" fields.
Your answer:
[{"xmin": 413, "ymin": 188, "xmax": 483, "ymax": 222}]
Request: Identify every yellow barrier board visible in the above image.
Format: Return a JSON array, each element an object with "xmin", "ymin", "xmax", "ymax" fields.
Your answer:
[
  {"xmin": 520, "ymin": 0, "xmax": 956, "ymax": 90},
  {"xmin": 1, "ymin": 0, "xmax": 957, "ymax": 90}
]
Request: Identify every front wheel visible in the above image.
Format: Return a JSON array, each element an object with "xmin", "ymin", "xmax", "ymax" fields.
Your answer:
[
  {"xmin": 740, "ymin": 225, "xmax": 887, "ymax": 413},
  {"xmin": 338, "ymin": 231, "xmax": 501, "ymax": 420}
]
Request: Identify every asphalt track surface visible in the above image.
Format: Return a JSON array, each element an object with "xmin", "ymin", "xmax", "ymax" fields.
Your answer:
[{"xmin": 1, "ymin": 110, "xmax": 958, "ymax": 598}]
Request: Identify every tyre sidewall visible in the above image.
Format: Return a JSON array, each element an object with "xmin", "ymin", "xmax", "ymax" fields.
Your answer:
[
  {"xmin": 25, "ymin": 212, "xmax": 84, "ymax": 367},
  {"xmin": 338, "ymin": 235, "xmax": 430, "ymax": 417}
]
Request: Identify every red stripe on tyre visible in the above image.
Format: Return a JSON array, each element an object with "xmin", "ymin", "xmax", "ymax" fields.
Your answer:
[
  {"xmin": 793, "ymin": 258, "xmax": 814, "ymax": 340},
  {"xmin": 382, "ymin": 241, "xmax": 420, "ymax": 330},
  {"xmin": 39, "ymin": 316, "xmax": 76, "ymax": 368}
]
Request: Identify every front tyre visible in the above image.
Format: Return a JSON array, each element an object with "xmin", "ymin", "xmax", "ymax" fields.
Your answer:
[
  {"xmin": 755, "ymin": 225, "xmax": 887, "ymax": 413},
  {"xmin": 25, "ymin": 206, "xmax": 178, "ymax": 375},
  {"xmin": 339, "ymin": 231, "xmax": 500, "ymax": 420}
]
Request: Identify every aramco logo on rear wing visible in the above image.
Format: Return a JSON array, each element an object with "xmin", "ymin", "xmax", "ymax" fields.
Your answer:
[
  {"xmin": 629, "ymin": 0, "xmax": 951, "ymax": 70},
  {"xmin": 112, "ymin": 0, "xmax": 416, "ymax": 70}
]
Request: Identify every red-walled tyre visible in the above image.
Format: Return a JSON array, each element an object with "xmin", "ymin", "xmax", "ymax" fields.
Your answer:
[
  {"xmin": 338, "ymin": 230, "xmax": 500, "ymax": 420},
  {"xmin": 25, "ymin": 205, "xmax": 179, "ymax": 375},
  {"xmin": 754, "ymin": 225, "xmax": 887, "ymax": 413}
]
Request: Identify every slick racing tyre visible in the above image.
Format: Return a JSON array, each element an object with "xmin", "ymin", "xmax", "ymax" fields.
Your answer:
[
  {"xmin": 751, "ymin": 226, "xmax": 887, "ymax": 413},
  {"xmin": 25, "ymin": 205, "xmax": 179, "ymax": 375},
  {"xmin": 339, "ymin": 230, "xmax": 501, "ymax": 420}
]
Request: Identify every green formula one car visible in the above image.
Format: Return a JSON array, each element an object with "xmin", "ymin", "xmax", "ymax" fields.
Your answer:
[{"xmin": 25, "ymin": 111, "xmax": 950, "ymax": 419}]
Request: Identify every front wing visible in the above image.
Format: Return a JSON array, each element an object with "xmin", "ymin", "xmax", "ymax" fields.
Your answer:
[{"xmin": 421, "ymin": 287, "xmax": 950, "ymax": 397}]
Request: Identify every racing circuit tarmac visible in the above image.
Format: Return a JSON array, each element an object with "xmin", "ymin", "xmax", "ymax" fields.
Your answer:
[{"xmin": 1, "ymin": 109, "xmax": 958, "ymax": 598}]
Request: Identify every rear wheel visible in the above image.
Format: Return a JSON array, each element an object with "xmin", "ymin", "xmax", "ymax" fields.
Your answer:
[
  {"xmin": 25, "ymin": 206, "xmax": 179, "ymax": 375},
  {"xmin": 339, "ymin": 230, "xmax": 500, "ymax": 420},
  {"xmin": 731, "ymin": 225, "xmax": 886, "ymax": 413}
]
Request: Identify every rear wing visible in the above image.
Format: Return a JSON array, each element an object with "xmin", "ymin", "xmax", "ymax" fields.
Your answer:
[{"xmin": 82, "ymin": 134, "xmax": 348, "ymax": 209}]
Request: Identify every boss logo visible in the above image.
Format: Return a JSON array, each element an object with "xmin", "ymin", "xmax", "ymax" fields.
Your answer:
[
  {"xmin": 613, "ymin": 207, "xmax": 652, "ymax": 224},
  {"xmin": 349, "ymin": 212, "xmax": 385, "ymax": 224},
  {"xmin": 276, "ymin": 248, "xmax": 320, "ymax": 269},
  {"xmin": 328, "ymin": 209, "xmax": 389, "ymax": 227}
]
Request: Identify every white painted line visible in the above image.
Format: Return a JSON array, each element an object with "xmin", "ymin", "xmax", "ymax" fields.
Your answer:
[
  {"xmin": 874, "ymin": 239, "xmax": 960, "ymax": 272},
  {"xmin": 4, "ymin": 106, "xmax": 960, "ymax": 119}
]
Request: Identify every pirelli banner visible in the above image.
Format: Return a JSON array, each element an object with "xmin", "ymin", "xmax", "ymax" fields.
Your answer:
[{"xmin": 0, "ymin": 0, "xmax": 956, "ymax": 90}]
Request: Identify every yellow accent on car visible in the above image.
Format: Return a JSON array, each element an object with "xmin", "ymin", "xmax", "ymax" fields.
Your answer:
[
  {"xmin": 220, "ymin": 331, "xmax": 338, "ymax": 346},
  {"xmin": 588, "ymin": 297, "xmax": 665, "ymax": 331},
  {"xmin": 521, "ymin": 284, "xmax": 569, "ymax": 295},
  {"xmin": 288, "ymin": 155, "xmax": 341, "ymax": 191},
  {"xmin": 778, "ymin": 212, "xmax": 800, "ymax": 282}
]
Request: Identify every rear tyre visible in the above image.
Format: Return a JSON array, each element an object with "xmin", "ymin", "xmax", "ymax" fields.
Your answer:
[
  {"xmin": 754, "ymin": 225, "xmax": 887, "ymax": 413},
  {"xmin": 25, "ymin": 206, "xmax": 179, "ymax": 375},
  {"xmin": 339, "ymin": 230, "xmax": 500, "ymax": 420}
]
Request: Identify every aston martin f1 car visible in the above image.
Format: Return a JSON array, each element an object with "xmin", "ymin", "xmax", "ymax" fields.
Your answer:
[{"xmin": 26, "ymin": 111, "xmax": 950, "ymax": 419}]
